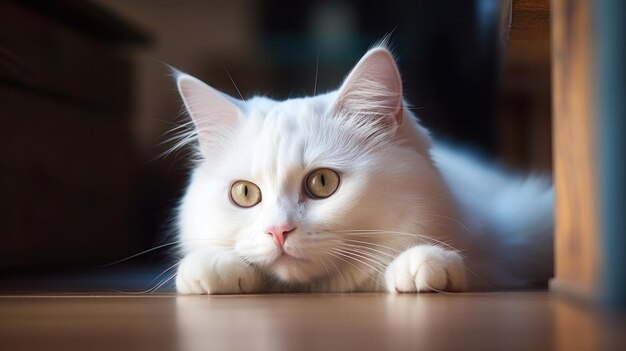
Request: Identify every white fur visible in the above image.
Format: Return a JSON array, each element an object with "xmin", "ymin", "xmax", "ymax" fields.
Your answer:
[{"xmin": 172, "ymin": 45, "xmax": 553, "ymax": 294}]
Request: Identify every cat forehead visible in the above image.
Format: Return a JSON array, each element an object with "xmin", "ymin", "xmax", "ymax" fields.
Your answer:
[
  {"xmin": 245, "ymin": 93, "xmax": 335, "ymax": 121},
  {"xmin": 221, "ymin": 94, "xmax": 340, "ymax": 176},
  {"xmin": 242, "ymin": 94, "xmax": 341, "ymax": 153},
  {"xmin": 239, "ymin": 102, "xmax": 312, "ymax": 167}
]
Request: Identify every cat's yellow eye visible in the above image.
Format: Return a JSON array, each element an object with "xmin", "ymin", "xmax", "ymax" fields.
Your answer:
[
  {"xmin": 230, "ymin": 180, "xmax": 262, "ymax": 208},
  {"xmin": 305, "ymin": 168, "xmax": 340, "ymax": 199}
]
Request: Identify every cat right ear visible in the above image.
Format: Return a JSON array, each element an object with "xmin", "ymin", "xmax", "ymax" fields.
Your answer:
[
  {"xmin": 332, "ymin": 47, "xmax": 403, "ymax": 128},
  {"xmin": 176, "ymin": 73, "xmax": 242, "ymax": 148}
]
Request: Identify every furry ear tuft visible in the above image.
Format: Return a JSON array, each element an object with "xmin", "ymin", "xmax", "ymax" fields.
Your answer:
[
  {"xmin": 176, "ymin": 73, "xmax": 242, "ymax": 151},
  {"xmin": 333, "ymin": 47, "xmax": 403, "ymax": 127}
]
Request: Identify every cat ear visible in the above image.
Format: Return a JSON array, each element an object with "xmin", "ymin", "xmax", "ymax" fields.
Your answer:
[
  {"xmin": 333, "ymin": 47, "xmax": 403, "ymax": 127},
  {"xmin": 176, "ymin": 73, "xmax": 242, "ymax": 148}
]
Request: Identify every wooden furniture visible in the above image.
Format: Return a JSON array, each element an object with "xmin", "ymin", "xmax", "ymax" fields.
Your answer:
[
  {"xmin": 551, "ymin": 0, "xmax": 626, "ymax": 307},
  {"xmin": 498, "ymin": 0, "xmax": 552, "ymax": 171}
]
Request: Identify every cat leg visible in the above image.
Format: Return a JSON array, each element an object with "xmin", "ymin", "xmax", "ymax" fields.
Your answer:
[
  {"xmin": 384, "ymin": 245, "xmax": 466, "ymax": 293},
  {"xmin": 176, "ymin": 248, "xmax": 264, "ymax": 294}
]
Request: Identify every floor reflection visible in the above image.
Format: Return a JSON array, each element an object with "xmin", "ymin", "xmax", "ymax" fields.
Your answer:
[{"xmin": 172, "ymin": 292, "xmax": 626, "ymax": 351}]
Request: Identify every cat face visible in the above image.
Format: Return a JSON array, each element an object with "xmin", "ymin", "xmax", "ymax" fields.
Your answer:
[{"xmin": 176, "ymin": 48, "xmax": 448, "ymax": 284}]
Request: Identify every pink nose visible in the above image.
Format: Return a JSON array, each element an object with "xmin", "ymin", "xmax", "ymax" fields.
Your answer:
[{"xmin": 267, "ymin": 224, "xmax": 296, "ymax": 247}]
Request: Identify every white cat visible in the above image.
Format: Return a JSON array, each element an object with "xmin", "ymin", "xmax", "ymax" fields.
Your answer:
[{"xmin": 173, "ymin": 45, "xmax": 553, "ymax": 294}]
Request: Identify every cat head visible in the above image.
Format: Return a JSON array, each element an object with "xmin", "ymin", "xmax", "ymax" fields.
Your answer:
[{"xmin": 175, "ymin": 46, "xmax": 449, "ymax": 285}]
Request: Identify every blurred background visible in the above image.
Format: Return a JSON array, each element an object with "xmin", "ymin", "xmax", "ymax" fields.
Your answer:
[{"xmin": 0, "ymin": 0, "xmax": 550, "ymax": 291}]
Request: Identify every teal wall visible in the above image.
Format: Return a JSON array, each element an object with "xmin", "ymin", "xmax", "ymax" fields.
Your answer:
[{"xmin": 595, "ymin": 0, "xmax": 626, "ymax": 309}]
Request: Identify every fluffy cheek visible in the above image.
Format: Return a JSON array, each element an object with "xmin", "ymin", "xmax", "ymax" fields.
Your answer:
[
  {"xmin": 327, "ymin": 153, "xmax": 428, "ymax": 232},
  {"xmin": 304, "ymin": 172, "xmax": 391, "ymax": 232},
  {"xmin": 179, "ymin": 173, "xmax": 246, "ymax": 253}
]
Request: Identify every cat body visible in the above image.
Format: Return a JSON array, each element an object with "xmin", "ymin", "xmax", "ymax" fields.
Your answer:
[{"xmin": 173, "ymin": 46, "xmax": 553, "ymax": 294}]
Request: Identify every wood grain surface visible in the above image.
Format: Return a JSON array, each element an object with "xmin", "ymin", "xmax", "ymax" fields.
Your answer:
[{"xmin": 1, "ymin": 293, "xmax": 624, "ymax": 351}]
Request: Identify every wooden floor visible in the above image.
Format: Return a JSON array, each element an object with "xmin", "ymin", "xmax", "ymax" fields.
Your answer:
[{"xmin": 0, "ymin": 292, "xmax": 624, "ymax": 351}]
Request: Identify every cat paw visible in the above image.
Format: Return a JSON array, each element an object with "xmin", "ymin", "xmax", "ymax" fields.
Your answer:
[
  {"xmin": 176, "ymin": 249, "xmax": 263, "ymax": 294},
  {"xmin": 385, "ymin": 245, "xmax": 466, "ymax": 293}
]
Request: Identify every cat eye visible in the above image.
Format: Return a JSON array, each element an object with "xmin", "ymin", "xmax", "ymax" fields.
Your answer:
[
  {"xmin": 305, "ymin": 168, "xmax": 340, "ymax": 199},
  {"xmin": 230, "ymin": 180, "xmax": 262, "ymax": 208}
]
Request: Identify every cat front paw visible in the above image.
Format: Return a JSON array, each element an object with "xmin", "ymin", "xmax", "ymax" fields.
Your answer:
[
  {"xmin": 176, "ymin": 249, "xmax": 263, "ymax": 294},
  {"xmin": 385, "ymin": 245, "xmax": 466, "ymax": 293}
]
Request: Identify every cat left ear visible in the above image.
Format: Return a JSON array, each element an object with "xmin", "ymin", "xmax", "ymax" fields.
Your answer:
[
  {"xmin": 176, "ymin": 73, "xmax": 242, "ymax": 149},
  {"xmin": 332, "ymin": 47, "xmax": 403, "ymax": 127}
]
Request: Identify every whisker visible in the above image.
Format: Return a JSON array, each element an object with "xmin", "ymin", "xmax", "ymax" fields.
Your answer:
[
  {"xmin": 337, "ymin": 231, "xmax": 441, "ymax": 247},
  {"xmin": 330, "ymin": 229, "xmax": 463, "ymax": 255},
  {"xmin": 419, "ymin": 282, "xmax": 463, "ymax": 295},
  {"xmin": 324, "ymin": 253, "xmax": 348, "ymax": 286},
  {"xmin": 464, "ymin": 266, "xmax": 493, "ymax": 289},
  {"xmin": 97, "ymin": 238, "xmax": 234, "ymax": 268},
  {"xmin": 149, "ymin": 272, "xmax": 178, "ymax": 294},
  {"xmin": 333, "ymin": 247, "xmax": 391, "ymax": 268},
  {"xmin": 429, "ymin": 214, "xmax": 474, "ymax": 235},
  {"xmin": 223, "ymin": 64, "xmax": 245, "ymax": 100},
  {"xmin": 338, "ymin": 238, "xmax": 403, "ymax": 253},
  {"xmin": 316, "ymin": 257, "xmax": 332, "ymax": 282},
  {"xmin": 313, "ymin": 46, "xmax": 319, "ymax": 96},
  {"xmin": 144, "ymin": 262, "xmax": 180, "ymax": 288},
  {"xmin": 326, "ymin": 248, "xmax": 386, "ymax": 278},
  {"xmin": 96, "ymin": 242, "xmax": 181, "ymax": 268},
  {"xmin": 338, "ymin": 249, "xmax": 394, "ymax": 273},
  {"xmin": 113, "ymin": 271, "xmax": 178, "ymax": 295},
  {"xmin": 322, "ymin": 250, "xmax": 379, "ymax": 286},
  {"xmin": 334, "ymin": 241, "xmax": 399, "ymax": 258}
]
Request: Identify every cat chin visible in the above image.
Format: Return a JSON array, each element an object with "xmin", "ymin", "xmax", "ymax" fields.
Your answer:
[{"xmin": 267, "ymin": 256, "xmax": 320, "ymax": 284}]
